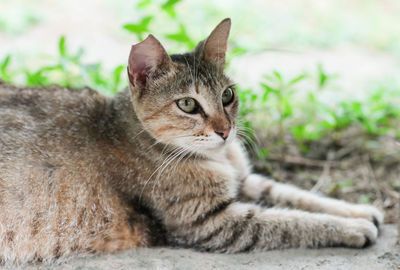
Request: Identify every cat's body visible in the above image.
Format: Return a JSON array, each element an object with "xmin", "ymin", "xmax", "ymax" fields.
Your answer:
[{"xmin": 0, "ymin": 19, "xmax": 383, "ymax": 264}]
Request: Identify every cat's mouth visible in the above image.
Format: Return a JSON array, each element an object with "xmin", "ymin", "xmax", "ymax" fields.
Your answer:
[
  {"xmin": 194, "ymin": 128, "xmax": 236, "ymax": 151},
  {"xmin": 158, "ymin": 128, "xmax": 236, "ymax": 156}
]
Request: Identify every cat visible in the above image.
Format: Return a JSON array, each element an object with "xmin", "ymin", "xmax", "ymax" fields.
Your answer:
[{"xmin": 0, "ymin": 18, "xmax": 383, "ymax": 264}]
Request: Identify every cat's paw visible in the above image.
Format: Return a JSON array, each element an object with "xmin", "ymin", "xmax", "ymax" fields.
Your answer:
[
  {"xmin": 348, "ymin": 204, "xmax": 384, "ymax": 229},
  {"xmin": 340, "ymin": 218, "xmax": 378, "ymax": 248}
]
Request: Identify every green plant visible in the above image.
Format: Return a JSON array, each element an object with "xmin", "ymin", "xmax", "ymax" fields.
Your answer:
[
  {"xmin": 0, "ymin": 55, "xmax": 12, "ymax": 82},
  {"xmin": 260, "ymin": 71, "xmax": 308, "ymax": 148},
  {"xmin": 358, "ymin": 194, "xmax": 371, "ymax": 204},
  {"xmin": 316, "ymin": 63, "xmax": 337, "ymax": 90},
  {"xmin": 235, "ymin": 63, "xmax": 400, "ymax": 158},
  {"xmin": 123, "ymin": 16, "xmax": 154, "ymax": 41},
  {"xmin": 123, "ymin": 0, "xmax": 196, "ymax": 50},
  {"xmin": 0, "ymin": 36, "xmax": 126, "ymax": 96}
]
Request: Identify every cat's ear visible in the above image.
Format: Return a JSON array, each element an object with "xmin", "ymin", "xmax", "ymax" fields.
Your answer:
[
  {"xmin": 201, "ymin": 18, "xmax": 231, "ymax": 69},
  {"xmin": 128, "ymin": 35, "xmax": 172, "ymax": 92}
]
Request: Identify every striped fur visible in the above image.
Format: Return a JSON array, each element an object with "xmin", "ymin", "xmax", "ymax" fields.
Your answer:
[{"xmin": 0, "ymin": 19, "xmax": 383, "ymax": 265}]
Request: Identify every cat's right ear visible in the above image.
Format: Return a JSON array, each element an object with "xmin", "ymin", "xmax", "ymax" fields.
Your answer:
[
  {"xmin": 200, "ymin": 18, "xmax": 231, "ymax": 70},
  {"xmin": 128, "ymin": 35, "xmax": 172, "ymax": 95}
]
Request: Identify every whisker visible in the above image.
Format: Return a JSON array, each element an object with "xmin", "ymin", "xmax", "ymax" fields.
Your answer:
[
  {"xmin": 139, "ymin": 145, "xmax": 181, "ymax": 201},
  {"xmin": 169, "ymin": 144, "xmax": 195, "ymax": 176},
  {"xmin": 236, "ymin": 130, "xmax": 259, "ymax": 155},
  {"xmin": 152, "ymin": 145, "xmax": 193, "ymax": 195},
  {"xmin": 132, "ymin": 129, "xmax": 146, "ymax": 140},
  {"xmin": 149, "ymin": 146, "xmax": 190, "ymax": 197}
]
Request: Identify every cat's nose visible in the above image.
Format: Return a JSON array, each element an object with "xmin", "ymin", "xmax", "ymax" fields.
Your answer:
[{"xmin": 215, "ymin": 127, "xmax": 231, "ymax": 140}]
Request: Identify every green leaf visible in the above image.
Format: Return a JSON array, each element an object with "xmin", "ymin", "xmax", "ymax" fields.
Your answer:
[
  {"xmin": 316, "ymin": 63, "xmax": 338, "ymax": 90},
  {"xmin": 308, "ymin": 92, "xmax": 316, "ymax": 103},
  {"xmin": 161, "ymin": 0, "xmax": 182, "ymax": 18},
  {"xmin": 282, "ymin": 98, "xmax": 293, "ymax": 118},
  {"xmin": 0, "ymin": 55, "xmax": 12, "ymax": 82},
  {"xmin": 358, "ymin": 194, "xmax": 371, "ymax": 204},
  {"xmin": 85, "ymin": 63, "xmax": 108, "ymax": 87},
  {"xmin": 260, "ymin": 82, "xmax": 279, "ymax": 96},
  {"xmin": 290, "ymin": 125, "xmax": 306, "ymax": 142},
  {"xmin": 288, "ymin": 73, "xmax": 307, "ymax": 87},
  {"xmin": 112, "ymin": 65, "xmax": 125, "ymax": 94},
  {"xmin": 273, "ymin": 70, "xmax": 283, "ymax": 83},
  {"xmin": 317, "ymin": 63, "xmax": 327, "ymax": 89},
  {"xmin": 59, "ymin": 36, "xmax": 67, "ymax": 57},
  {"xmin": 337, "ymin": 180, "xmax": 353, "ymax": 189},
  {"xmin": 257, "ymin": 148, "xmax": 270, "ymax": 159},
  {"xmin": 25, "ymin": 69, "xmax": 48, "ymax": 86},
  {"xmin": 136, "ymin": 0, "xmax": 152, "ymax": 9},
  {"xmin": 123, "ymin": 16, "xmax": 153, "ymax": 40},
  {"xmin": 231, "ymin": 46, "xmax": 247, "ymax": 56},
  {"xmin": 1, "ymin": 55, "xmax": 10, "ymax": 71},
  {"xmin": 165, "ymin": 23, "xmax": 195, "ymax": 49}
]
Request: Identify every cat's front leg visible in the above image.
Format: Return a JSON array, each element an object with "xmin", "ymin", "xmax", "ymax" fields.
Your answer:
[
  {"xmin": 164, "ymin": 201, "xmax": 378, "ymax": 252},
  {"xmin": 239, "ymin": 174, "xmax": 384, "ymax": 227}
]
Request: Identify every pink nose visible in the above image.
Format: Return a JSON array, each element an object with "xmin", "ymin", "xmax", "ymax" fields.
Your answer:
[{"xmin": 215, "ymin": 127, "xmax": 231, "ymax": 140}]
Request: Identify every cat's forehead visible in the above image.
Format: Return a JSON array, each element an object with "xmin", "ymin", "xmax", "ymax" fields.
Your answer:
[{"xmin": 170, "ymin": 53, "xmax": 232, "ymax": 95}]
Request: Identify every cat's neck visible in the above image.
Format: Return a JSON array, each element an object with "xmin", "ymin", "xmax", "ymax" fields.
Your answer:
[{"xmin": 111, "ymin": 89, "xmax": 155, "ymax": 149}]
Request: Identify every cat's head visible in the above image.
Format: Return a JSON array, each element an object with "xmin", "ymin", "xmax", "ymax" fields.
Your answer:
[{"xmin": 127, "ymin": 18, "xmax": 237, "ymax": 155}]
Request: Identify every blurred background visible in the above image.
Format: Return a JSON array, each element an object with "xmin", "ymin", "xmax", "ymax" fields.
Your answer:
[{"xmin": 0, "ymin": 0, "xmax": 399, "ymax": 224}]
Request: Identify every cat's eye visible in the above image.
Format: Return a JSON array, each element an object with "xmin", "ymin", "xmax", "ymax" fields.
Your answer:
[
  {"xmin": 222, "ymin": 87, "xmax": 234, "ymax": 106},
  {"xmin": 177, "ymin": 98, "xmax": 198, "ymax": 113}
]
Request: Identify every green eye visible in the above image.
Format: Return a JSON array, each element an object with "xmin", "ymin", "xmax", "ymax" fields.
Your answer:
[
  {"xmin": 222, "ymin": 87, "xmax": 234, "ymax": 106},
  {"xmin": 177, "ymin": 98, "xmax": 198, "ymax": 113}
]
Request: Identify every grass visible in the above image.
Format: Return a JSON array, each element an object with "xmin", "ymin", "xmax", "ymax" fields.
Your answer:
[{"xmin": 1, "ymin": 37, "xmax": 126, "ymax": 96}]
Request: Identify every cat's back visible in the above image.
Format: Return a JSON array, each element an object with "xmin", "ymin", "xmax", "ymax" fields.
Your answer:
[
  {"xmin": 0, "ymin": 80, "xmax": 107, "ymax": 126},
  {"xmin": 0, "ymin": 81, "xmax": 109, "ymax": 155}
]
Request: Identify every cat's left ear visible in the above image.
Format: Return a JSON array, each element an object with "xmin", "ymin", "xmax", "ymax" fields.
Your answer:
[
  {"xmin": 128, "ymin": 35, "xmax": 172, "ymax": 95},
  {"xmin": 201, "ymin": 18, "xmax": 231, "ymax": 69}
]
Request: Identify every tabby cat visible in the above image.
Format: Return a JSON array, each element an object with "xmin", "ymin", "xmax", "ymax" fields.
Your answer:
[{"xmin": 0, "ymin": 18, "xmax": 383, "ymax": 264}]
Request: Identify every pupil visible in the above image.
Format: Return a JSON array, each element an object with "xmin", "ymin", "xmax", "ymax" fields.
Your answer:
[{"xmin": 223, "ymin": 89, "xmax": 231, "ymax": 101}]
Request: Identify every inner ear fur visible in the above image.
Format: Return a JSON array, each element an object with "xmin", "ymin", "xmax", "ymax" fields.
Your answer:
[{"xmin": 128, "ymin": 35, "xmax": 172, "ymax": 94}]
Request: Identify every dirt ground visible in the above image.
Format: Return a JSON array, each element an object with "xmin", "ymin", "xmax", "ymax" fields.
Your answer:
[
  {"xmin": 23, "ymin": 225, "xmax": 398, "ymax": 270},
  {"xmin": 251, "ymin": 125, "xmax": 400, "ymax": 225}
]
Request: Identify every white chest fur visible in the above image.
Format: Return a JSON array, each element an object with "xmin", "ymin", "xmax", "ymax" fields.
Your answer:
[{"xmin": 197, "ymin": 140, "xmax": 251, "ymax": 199}]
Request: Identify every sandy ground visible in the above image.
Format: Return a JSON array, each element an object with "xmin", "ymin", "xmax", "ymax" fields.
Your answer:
[{"xmin": 19, "ymin": 225, "xmax": 397, "ymax": 270}]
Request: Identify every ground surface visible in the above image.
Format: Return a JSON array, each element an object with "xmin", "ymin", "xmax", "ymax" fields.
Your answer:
[
  {"xmin": 251, "ymin": 125, "xmax": 400, "ymax": 224},
  {"xmin": 19, "ymin": 225, "xmax": 397, "ymax": 270}
]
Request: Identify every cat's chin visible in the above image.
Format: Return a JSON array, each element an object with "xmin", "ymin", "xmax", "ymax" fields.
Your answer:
[{"xmin": 192, "ymin": 140, "xmax": 233, "ymax": 157}]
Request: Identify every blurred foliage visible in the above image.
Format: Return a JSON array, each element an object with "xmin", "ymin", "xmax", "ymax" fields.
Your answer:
[
  {"xmin": 238, "ymin": 67, "xmax": 400, "ymax": 155},
  {"xmin": 0, "ymin": 0, "xmax": 399, "ymax": 161},
  {"xmin": 123, "ymin": 0, "xmax": 196, "ymax": 50},
  {"xmin": 0, "ymin": 9, "xmax": 40, "ymax": 35},
  {"xmin": 0, "ymin": 36, "xmax": 125, "ymax": 96}
]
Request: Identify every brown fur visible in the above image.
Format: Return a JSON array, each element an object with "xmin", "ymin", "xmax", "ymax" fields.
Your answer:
[{"xmin": 0, "ymin": 19, "xmax": 383, "ymax": 265}]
